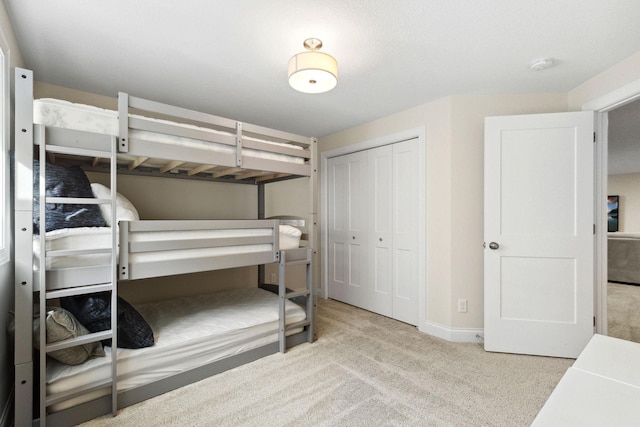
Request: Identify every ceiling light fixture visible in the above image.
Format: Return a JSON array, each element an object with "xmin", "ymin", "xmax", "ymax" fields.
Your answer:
[
  {"xmin": 530, "ymin": 57, "xmax": 554, "ymax": 71},
  {"xmin": 288, "ymin": 38, "xmax": 338, "ymax": 94}
]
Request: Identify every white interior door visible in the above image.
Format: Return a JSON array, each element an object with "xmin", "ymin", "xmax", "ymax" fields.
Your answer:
[{"xmin": 484, "ymin": 111, "xmax": 594, "ymax": 358}]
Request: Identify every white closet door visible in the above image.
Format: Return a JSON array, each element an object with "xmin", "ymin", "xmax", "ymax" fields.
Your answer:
[
  {"xmin": 368, "ymin": 145, "xmax": 393, "ymax": 317},
  {"xmin": 327, "ymin": 151, "xmax": 368, "ymax": 306},
  {"xmin": 328, "ymin": 138, "xmax": 420, "ymax": 325},
  {"xmin": 392, "ymin": 139, "xmax": 419, "ymax": 325}
]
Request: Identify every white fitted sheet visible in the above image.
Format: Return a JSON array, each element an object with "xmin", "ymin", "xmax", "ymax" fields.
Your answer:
[
  {"xmin": 34, "ymin": 225, "xmax": 300, "ymax": 269},
  {"xmin": 34, "ymin": 98, "xmax": 304, "ymax": 164},
  {"xmin": 47, "ymin": 287, "xmax": 307, "ymax": 411},
  {"xmin": 33, "ymin": 227, "xmax": 113, "ymax": 269}
]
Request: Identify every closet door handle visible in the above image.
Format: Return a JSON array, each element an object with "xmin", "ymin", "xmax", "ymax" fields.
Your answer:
[{"xmin": 488, "ymin": 242, "xmax": 500, "ymax": 250}]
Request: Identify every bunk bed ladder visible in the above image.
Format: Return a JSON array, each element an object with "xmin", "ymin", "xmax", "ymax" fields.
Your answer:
[
  {"xmin": 35, "ymin": 128, "xmax": 120, "ymax": 424},
  {"xmin": 278, "ymin": 247, "xmax": 313, "ymax": 353}
]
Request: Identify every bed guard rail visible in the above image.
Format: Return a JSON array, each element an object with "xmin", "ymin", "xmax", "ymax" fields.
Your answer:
[{"xmin": 119, "ymin": 219, "xmax": 280, "ymax": 280}]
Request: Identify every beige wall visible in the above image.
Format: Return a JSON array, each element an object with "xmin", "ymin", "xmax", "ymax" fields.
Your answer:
[
  {"xmin": 568, "ymin": 51, "xmax": 640, "ymax": 109},
  {"xmin": 35, "ymin": 81, "xmax": 117, "ymax": 110},
  {"xmin": 608, "ymin": 173, "xmax": 640, "ymax": 232}
]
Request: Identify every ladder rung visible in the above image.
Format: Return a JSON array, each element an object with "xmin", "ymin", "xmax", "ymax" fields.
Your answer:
[
  {"xmin": 46, "ymin": 330, "xmax": 112, "ymax": 353},
  {"xmin": 46, "ymin": 283, "xmax": 114, "ymax": 299},
  {"xmin": 283, "ymin": 259, "xmax": 311, "ymax": 267},
  {"xmin": 45, "ymin": 144, "xmax": 112, "ymax": 159},
  {"xmin": 46, "ymin": 378, "xmax": 114, "ymax": 407},
  {"xmin": 285, "ymin": 290, "xmax": 310, "ymax": 299},
  {"xmin": 93, "ymin": 197, "xmax": 113, "ymax": 205},
  {"xmin": 46, "ymin": 247, "xmax": 112, "ymax": 257},
  {"xmin": 45, "ymin": 196, "xmax": 108, "ymax": 205}
]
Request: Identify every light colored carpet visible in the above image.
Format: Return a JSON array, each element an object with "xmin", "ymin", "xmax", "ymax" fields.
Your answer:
[
  {"xmin": 79, "ymin": 299, "xmax": 573, "ymax": 427},
  {"xmin": 608, "ymin": 282, "xmax": 640, "ymax": 343}
]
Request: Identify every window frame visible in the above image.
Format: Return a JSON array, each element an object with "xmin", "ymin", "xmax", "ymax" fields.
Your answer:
[{"xmin": 0, "ymin": 29, "xmax": 9, "ymax": 265}]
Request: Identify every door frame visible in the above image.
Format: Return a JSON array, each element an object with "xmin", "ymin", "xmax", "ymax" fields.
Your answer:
[
  {"xmin": 583, "ymin": 78, "xmax": 640, "ymax": 335},
  {"xmin": 320, "ymin": 127, "xmax": 427, "ymax": 330}
]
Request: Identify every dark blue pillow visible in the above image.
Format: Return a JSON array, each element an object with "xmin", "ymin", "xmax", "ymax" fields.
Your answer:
[
  {"xmin": 60, "ymin": 293, "xmax": 155, "ymax": 349},
  {"xmin": 33, "ymin": 160, "xmax": 106, "ymax": 234}
]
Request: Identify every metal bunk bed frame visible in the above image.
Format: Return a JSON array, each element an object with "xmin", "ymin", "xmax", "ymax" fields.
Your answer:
[{"xmin": 13, "ymin": 68, "xmax": 317, "ymax": 426}]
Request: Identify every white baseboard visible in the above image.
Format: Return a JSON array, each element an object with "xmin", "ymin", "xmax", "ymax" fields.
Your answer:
[
  {"xmin": 0, "ymin": 387, "xmax": 13, "ymax": 427},
  {"xmin": 421, "ymin": 321, "xmax": 484, "ymax": 344}
]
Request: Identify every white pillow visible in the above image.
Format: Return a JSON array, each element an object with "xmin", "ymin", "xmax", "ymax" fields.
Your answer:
[
  {"xmin": 279, "ymin": 224, "xmax": 302, "ymax": 250},
  {"xmin": 90, "ymin": 183, "xmax": 140, "ymax": 226}
]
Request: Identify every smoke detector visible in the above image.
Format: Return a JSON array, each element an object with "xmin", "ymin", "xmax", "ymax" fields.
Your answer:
[{"xmin": 530, "ymin": 57, "xmax": 554, "ymax": 71}]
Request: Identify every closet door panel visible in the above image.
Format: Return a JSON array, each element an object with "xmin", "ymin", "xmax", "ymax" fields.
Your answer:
[
  {"xmin": 368, "ymin": 145, "xmax": 393, "ymax": 316},
  {"xmin": 392, "ymin": 139, "xmax": 419, "ymax": 325},
  {"xmin": 346, "ymin": 151, "xmax": 369, "ymax": 305},
  {"xmin": 328, "ymin": 151, "xmax": 368, "ymax": 306},
  {"xmin": 327, "ymin": 156, "xmax": 348, "ymax": 301}
]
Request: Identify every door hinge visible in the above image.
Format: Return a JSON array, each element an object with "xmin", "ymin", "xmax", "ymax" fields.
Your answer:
[
  {"xmin": 594, "ymin": 316, "xmax": 596, "ymax": 327},
  {"xmin": 594, "ymin": 132, "xmax": 597, "ymax": 143},
  {"xmin": 593, "ymin": 224, "xmax": 596, "ymax": 235}
]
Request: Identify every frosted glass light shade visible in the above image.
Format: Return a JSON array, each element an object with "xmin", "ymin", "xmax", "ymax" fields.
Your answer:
[{"xmin": 288, "ymin": 51, "xmax": 338, "ymax": 94}]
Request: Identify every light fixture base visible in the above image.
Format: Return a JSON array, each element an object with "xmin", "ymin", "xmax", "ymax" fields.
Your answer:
[{"xmin": 303, "ymin": 38, "xmax": 323, "ymax": 51}]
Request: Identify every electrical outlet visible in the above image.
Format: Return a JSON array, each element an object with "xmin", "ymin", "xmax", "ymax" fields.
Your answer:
[
  {"xmin": 271, "ymin": 273, "xmax": 277, "ymax": 283},
  {"xmin": 458, "ymin": 299, "xmax": 468, "ymax": 313}
]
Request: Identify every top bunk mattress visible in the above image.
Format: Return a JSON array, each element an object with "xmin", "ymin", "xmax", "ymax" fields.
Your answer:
[{"xmin": 33, "ymin": 98, "xmax": 305, "ymax": 165}]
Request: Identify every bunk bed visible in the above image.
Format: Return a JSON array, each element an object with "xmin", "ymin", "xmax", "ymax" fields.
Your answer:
[{"xmin": 13, "ymin": 68, "xmax": 316, "ymax": 427}]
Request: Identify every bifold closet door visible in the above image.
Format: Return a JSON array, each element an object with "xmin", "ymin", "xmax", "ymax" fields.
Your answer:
[
  {"xmin": 327, "ymin": 151, "xmax": 368, "ymax": 307},
  {"xmin": 367, "ymin": 140, "xmax": 419, "ymax": 324},
  {"xmin": 328, "ymin": 138, "xmax": 419, "ymax": 325}
]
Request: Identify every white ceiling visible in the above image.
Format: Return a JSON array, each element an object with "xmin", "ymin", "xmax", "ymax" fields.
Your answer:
[{"xmin": 4, "ymin": 0, "xmax": 640, "ymax": 137}]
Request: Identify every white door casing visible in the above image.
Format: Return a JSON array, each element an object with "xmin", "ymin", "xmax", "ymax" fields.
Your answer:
[{"xmin": 484, "ymin": 111, "xmax": 594, "ymax": 358}]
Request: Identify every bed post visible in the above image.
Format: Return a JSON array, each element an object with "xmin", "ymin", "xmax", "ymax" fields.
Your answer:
[
  {"xmin": 309, "ymin": 137, "xmax": 318, "ymax": 341},
  {"xmin": 13, "ymin": 67, "xmax": 34, "ymax": 426},
  {"xmin": 258, "ymin": 183, "xmax": 266, "ymax": 286}
]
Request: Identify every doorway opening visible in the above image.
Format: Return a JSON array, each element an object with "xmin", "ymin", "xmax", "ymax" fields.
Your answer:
[
  {"xmin": 602, "ymin": 99, "xmax": 640, "ymax": 343},
  {"xmin": 586, "ymin": 79, "xmax": 640, "ymax": 340}
]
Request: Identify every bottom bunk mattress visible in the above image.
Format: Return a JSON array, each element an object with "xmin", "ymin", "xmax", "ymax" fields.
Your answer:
[{"xmin": 47, "ymin": 287, "xmax": 307, "ymax": 411}]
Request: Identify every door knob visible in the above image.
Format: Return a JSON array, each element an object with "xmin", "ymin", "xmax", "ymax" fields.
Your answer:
[{"xmin": 488, "ymin": 242, "xmax": 500, "ymax": 250}]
